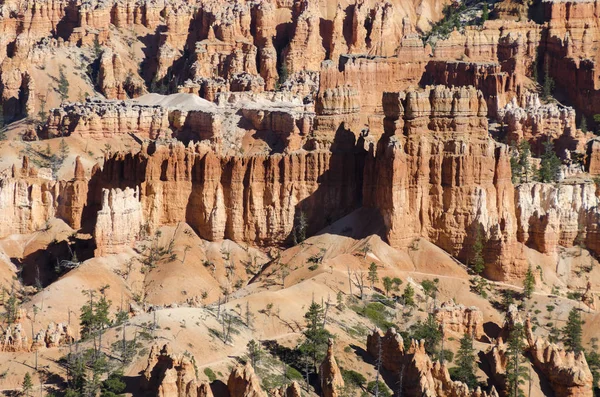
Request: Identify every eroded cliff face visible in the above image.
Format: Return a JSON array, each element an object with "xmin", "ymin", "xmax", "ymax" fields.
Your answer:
[
  {"xmin": 364, "ymin": 85, "xmax": 525, "ymax": 280},
  {"xmin": 515, "ymin": 182, "xmax": 600, "ymax": 255},
  {"xmin": 89, "ymin": 141, "xmax": 365, "ymax": 246},
  {"xmin": 0, "ymin": 157, "xmax": 87, "ymax": 238}
]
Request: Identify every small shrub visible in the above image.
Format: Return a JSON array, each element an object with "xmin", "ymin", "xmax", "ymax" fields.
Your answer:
[
  {"xmin": 204, "ymin": 367, "xmax": 217, "ymax": 382},
  {"xmin": 342, "ymin": 369, "xmax": 367, "ymax": 387}
]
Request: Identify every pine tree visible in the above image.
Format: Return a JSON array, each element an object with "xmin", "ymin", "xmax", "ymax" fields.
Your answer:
[
  {"xmin": 506, "ymin": 323, "xmax": 528, "ymax": 397},
  {"xmin": 382, "ymin": 277, "xmax": 393, "ymax": 296},
  {"xmin": 299, "ymin": 301, "xmax": 332, "ymax": 368},
  {"xmin": 410, "ymin": 313, "xmax": 442, "ymax": 360},
  {"xmin": 542, "ymin": 63, "xmax": 555, "ymax": 100},
  {"xmin": 563, "ymin": 307, "xmax": 583, "ymax": 353},
  {"xmin": 580, "ymin": 116, "xmax": 588, "ymax": 133},
  {"xmin": 59, "ymin": 139, "xmax": 69, "ymax": 159},
  {"xmin": 247, "ymin": 339, "xmax": 263, "ymax": 370},
  {"xmin": 3, "ymin": 287, "xmax": 19, "ymax": 324},
  {"xmin": 22, "ymin": 372, "xmax": 33, "ymax": 397},
  {"xmin": 481, "ymin": 2, "xmax": 489, "ymax": 23},
  {"xmin": 471, "ymin": 228, "xmax": 485, "ymax": 275},
  {"xmin": 518, "ymin": 141, "xmax": 531, "ymax": 183},
  {"xmin": 368, "ymin": 262, "xmax": 379, "ymax": 289},
  {"xmin": 57, "ymin": 66, "xmax": 70, "ymax": 103},
  {"xmin": 523, "ymin": 264, "xmax": 535, "ymax": 299},
  {"xmin": 451, "ymin": 333, "xmax": 478, "ymax": 389},
  {"xmin": 538, "ymin": 140, "xmax": 561, "ymax": 183},
  {"xmin": 402, "ymin": 284, "xmax": 415, "ymax": 307}
]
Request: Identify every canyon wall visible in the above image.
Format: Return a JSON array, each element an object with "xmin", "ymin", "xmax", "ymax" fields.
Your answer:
[
  {"xmin": 89, "ymin": 141, "xmax": 365, "ymax": 246},
  {"xmin": 364, "ymin": 85, "xmax": 526, "ymax": 280}
]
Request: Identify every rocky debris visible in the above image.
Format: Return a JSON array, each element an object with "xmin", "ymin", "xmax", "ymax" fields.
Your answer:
[
  {"xmin": 94, "ymin": 187, "xmax": 143, "ymax": 256},
  {"xmin": 524, "ymin": 315, "xmax": 595, "ymax": 397},
  {"xmin": 319, "ymin": 339, "xmax": 344, "ymax": 397},
  {"xmin": 515, "ymin": 182, "xmax": 600, "ymax": 255},
  {"xmin": 434, "ymin": 301, "xmax": 484, "ymax": 340},
  {"xmin": 227, "ymin": 362, "xmax": 267, "ymax": 397},
  {"xmin": 365, "ymin": 86, "xmax": 526, "ymax": 281},
  {"xmin": 0, "ymin": 324, "xmax": 29, "ymax": 352}
]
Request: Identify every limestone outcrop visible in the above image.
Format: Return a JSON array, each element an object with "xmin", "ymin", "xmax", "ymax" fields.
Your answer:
[
  {"xmin": 32, "ymin": 322, "xmax": 75, "ymax": 350},
  {"xmin": 141, "ymin": 343, "xmax": 200, "ymax": 397},
  {"xmin": 434, "ymin": 301, "xmax": 484, "ymax": 340},
  {"xmin": 0, "ymin": 324, "xmax": 29, "ymax": 352},
  {"xmin": 41, "ymin": 98, "xmax": 171, "ymax": 140},
  {"xmin": 498, "ymin": 94, "xmax": 582, "ymax": 156}
]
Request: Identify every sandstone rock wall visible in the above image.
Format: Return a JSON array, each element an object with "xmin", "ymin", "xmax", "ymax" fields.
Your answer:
[
  {"xmin": 41, "ymin": 99, "xmax": 171, "ymax": 139},
  {"xmin": 0, "ymin": 157, "xmax": 90, "ymax": 238}
]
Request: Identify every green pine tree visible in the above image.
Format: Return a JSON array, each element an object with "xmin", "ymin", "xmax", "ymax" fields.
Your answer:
[
  {"xmin": 246, "ymin": 339, "xmax": 263, "ymax": 370},
  {"xmin": 506, "ymin": 323, "xmax": 528, "ymax": 397},
  {"xmin": 523, "ymin": 264, "xmax": 535, "ymax": 299},
  {"xmin": 410, "ymin": 313, "xmax": 443, "ymax": 360},
  {"xmin": 538, "ymin": 140, "xmax": 561, "ymax": 183},
  {"xmin": 451, "ymin": 333, "xmax": 478, "ymax": 389},
  {"xmin": 299, "ymin": 301, "xmax": 332, "ymax": 368},
  {"xmin": 57, "ymin": 66, "xmax": 70, "ymax": 103},
  {"xmin": 518, "ymin": 141, "xmax": 531, "ymax": 183},
  {"xmin": 471, "ymin": 228, "xmax": 485, "ymax": 275},
  {"xmin": 481, "ymin": 2, "xmax": 489, "ymax": 23},
  {"xmin": 563, "ymin": 307, "xmax": 584, "ymax": 353},
  {"xmin": 580, "ymin": 116, "xmax": 588, "ymax": 133},
  {"xmin": 542, "ymin": 64, "xmax": 555, "ymax": 100},
  {"xmin": 22, "ymin": 372, "xmax": 33, "ymax": 397},
  {"xmin": 368, "ymin": 262, "xmax": 379, "ymax": 289},
  {"xmin": 403, "ymin": 284, "xmax": 415, "ymax": 307}
]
